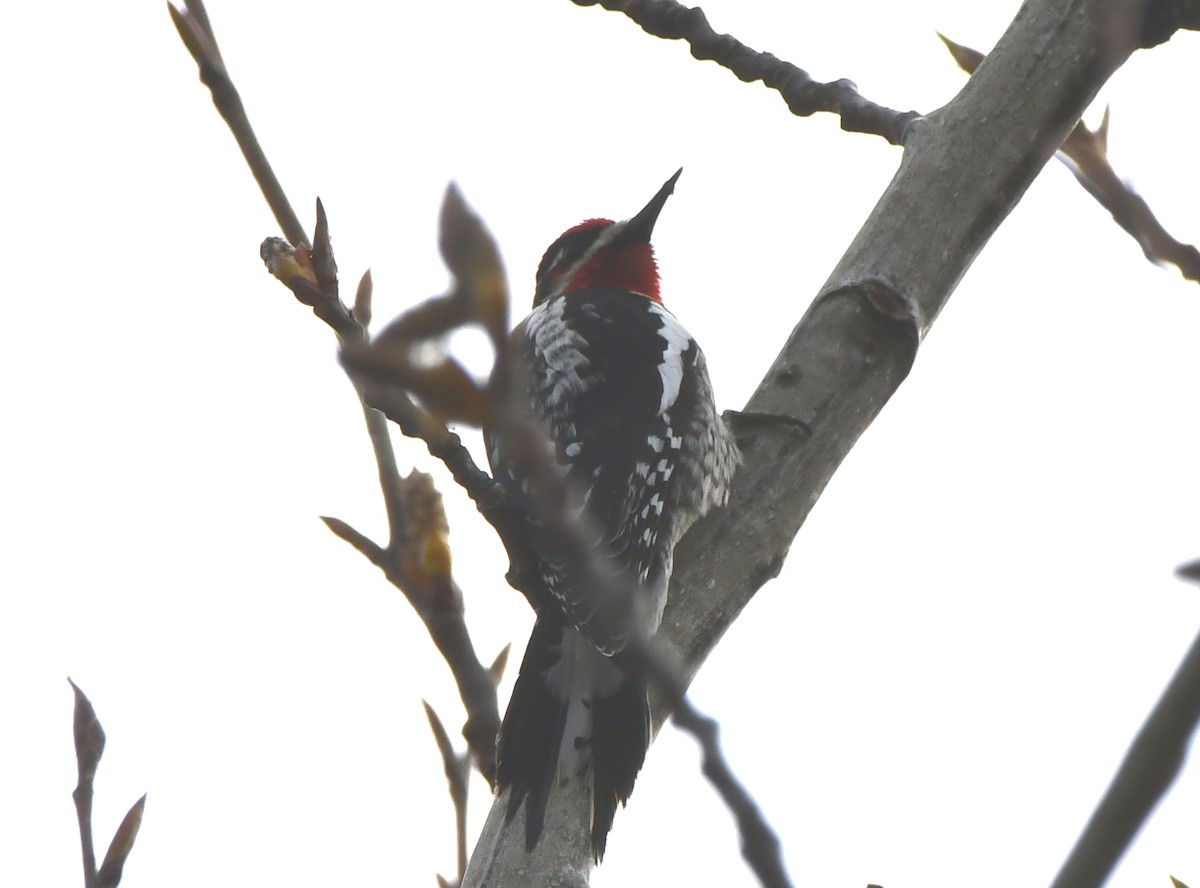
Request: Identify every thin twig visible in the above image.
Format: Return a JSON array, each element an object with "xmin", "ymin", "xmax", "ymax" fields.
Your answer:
[
  {"xmin": 630, "ymin": 639, "xmax": 792, "ymax": 888},
  {"xmin": 572, "ymin": 0, "xmax": 919, "ymax": 144},
  {"xmin": 939, "ymin": 32, "xmax": 1200, "ymax": 283},
  {"xmin": 425, "ymin": 701, "xmax": 472, "ymax": 884},
  {"xmin": 171, "ymin": 0, "xmax": 502, "ymax": 783},
  {"xmin": 68, "ymin": 682, "xmax": 146, "ymax": 888},
  {"xmin": 674, "ymin": 698, "xmax": 788, "ymax": 886},
  {"xmin": 168, "ymin": 0, "xmax": 308, "ymax": 246},
  {"xmin": 323, "ymin": 505, "xmax": 503, "ymax": 784},
  {"xmin": 69, "ymin": 678, "xmax": 103, "ymax": 888},
  {"xmin": 96, "ymin": 795, "xmax": 147, "ymax": 888},
  {"xmin": 1049, "ymin": 586, "xmax": 1200, "ymax": 888}
]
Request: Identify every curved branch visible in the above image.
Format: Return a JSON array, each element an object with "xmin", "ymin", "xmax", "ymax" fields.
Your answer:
[{"xmin": 572, "ymin": 0, "xmax": 919, "ymax": 144}]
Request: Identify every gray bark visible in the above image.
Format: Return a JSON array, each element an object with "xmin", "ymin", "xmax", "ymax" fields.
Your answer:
[{"xmin": 463, "ymin": 0, "xmax": 1148, "ymax": 883}]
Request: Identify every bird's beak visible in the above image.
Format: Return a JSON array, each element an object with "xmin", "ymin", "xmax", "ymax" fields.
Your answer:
[{"xmin": 622, "ymin": 168, "xmax": 683, "ymax": 243}]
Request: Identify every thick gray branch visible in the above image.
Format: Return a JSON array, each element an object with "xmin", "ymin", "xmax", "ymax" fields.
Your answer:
[
  {"xmin": 464, "ymin": 0, "xmax": 1144, "ymax": 883},
  {"xmin": 670, "ymin": 0, "xmax": 1142, "ymax": 675}
]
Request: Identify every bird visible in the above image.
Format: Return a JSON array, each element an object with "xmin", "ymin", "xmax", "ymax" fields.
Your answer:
[{"xmin": 485, "ymin": 169, "xmax": 738, "ymax": 861}]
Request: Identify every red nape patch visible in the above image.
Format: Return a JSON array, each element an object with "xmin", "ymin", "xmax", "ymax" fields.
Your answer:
[{"xmin": 568, "ymin": 242, "xmax": 662, "ymax": 302}]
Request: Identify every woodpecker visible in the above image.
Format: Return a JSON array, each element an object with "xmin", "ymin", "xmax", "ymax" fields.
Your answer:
[{"xmin": 486, "ymin": 169, "xmax": 738, "ymax": 862}]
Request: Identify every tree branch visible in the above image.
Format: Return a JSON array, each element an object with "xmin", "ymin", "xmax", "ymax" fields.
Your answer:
[
  {"xmin": 424, "ymin": 701, "xmax": 473, "ymax": 885},
  {"xmin": 451, "ymin": 355, "xmax": 793, "ymax": 886},
  {"xmin": 572, "ymin": 0, "xmax": 919, "ymax": 144},
  {"xmin": 667, "ymin": 0, "xmax": 1139, "ymax": 679},
  {"xmin": 1048, "ymin": 562, "xmax": 1200, "ymax": 888},
  {"xmin": 69, "ymin": 681, "xmax": 144, "ymax": 888},
  {"xmin": 172, "ymin": 0, "xmax": 503, "ymax": 784},
  {"xmin": 168, "ymin": 0, "xmax": 307, "ymax": 247},
  {"xmin": 69, "ymin": 678, "xmax": 104, "ymax": 888},
  {"xmin": 939, "ymin": 33, "xmax": 1200, "ymax": 283},
  {"xmin": 465, "ymin": 0, "xmax": 1148, "ymax": 882}
]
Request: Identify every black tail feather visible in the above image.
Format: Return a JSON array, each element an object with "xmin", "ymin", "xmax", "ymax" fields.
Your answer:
[
  {"xmin": 496, "ymin": 616, "xmax": 651, "ymax": 861},
  {"xmin": 497, "ymin": 616, "xmax": 568, "ymax": 851},
  {"xmin": 588, "ymin": 668, "xmax": 650, "ymax": 861}
]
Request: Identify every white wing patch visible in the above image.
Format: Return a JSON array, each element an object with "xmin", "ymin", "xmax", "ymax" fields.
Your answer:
[
  {"xmin": 525, "ymin": 297, "xmax": 591, "ymax": 411},
  {"xmin": 648, "ymin": 301, "xmax": 692, "ymax": 415}
]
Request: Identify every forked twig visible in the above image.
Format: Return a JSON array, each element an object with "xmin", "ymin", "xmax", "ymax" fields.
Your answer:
[
  {"xmin": 939, "ymin": 32, "xmax": 1200, "ymax": 283},
  {"xmin": 171, "ymin": 0, "xmax": 503, "ymax": 784},
  {"xmin": 69, "ymin": 681, "xmax": 145, "ymax": 888}
]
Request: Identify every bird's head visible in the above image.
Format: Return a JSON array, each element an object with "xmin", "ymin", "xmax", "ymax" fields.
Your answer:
[{"xmin": 532, "ymin": 169, "xmax": 682, "ymax": 307}]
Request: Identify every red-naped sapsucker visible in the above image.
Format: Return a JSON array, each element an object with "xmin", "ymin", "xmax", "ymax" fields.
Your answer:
[{"xmin": 486, "ymin": 170, "xmax": 738, "ymax": 861}]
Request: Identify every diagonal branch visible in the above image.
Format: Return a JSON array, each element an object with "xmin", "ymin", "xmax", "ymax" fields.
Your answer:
[
  {"xmin": 459, "ymin": 0, "xmax": 1171, "ymax": 884},
  {"xmin": 663, "ymin": 0, "xmax": 1141, "ymax": 695},
  {"xmin": 168, "ymin": 0, "xmax": 307, "ymax": 247},
  {"xmin": 171, "ymin": 0, "xmax": 502, "ymax": 784},
  {"xmin": 582, "ymin": 1, "xmax": 1198, "ymax": 280},
  {"xmin": 471, "ymin": 0, "xmax": 1152, "ymax": 880},
  {"xmin": 939, "ymin": 33, "xmax": 1200, "ymax": 283},
  {"xmin": 671, "ymin": 696, "xmax": 788, "ymax": 886},
  {"xmin": 571, "ymin": 0, "xmax": 920, "ymax": 144},
  {"xmin": 347, "ymin": 296, "xmax": 789, "ymax": 878},
  {"xmin": 1048, "ymin": 561, "xmax": 1200, "ymax": 888}
]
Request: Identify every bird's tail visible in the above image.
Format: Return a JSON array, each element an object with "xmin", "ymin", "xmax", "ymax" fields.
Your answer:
[
  {"xmin": 497, "ymin": 615, "xmax": 650, "ymax": 861},
  {"xmin": 588, "ymin": 663, "xmax": 649, "ymax": 860}
]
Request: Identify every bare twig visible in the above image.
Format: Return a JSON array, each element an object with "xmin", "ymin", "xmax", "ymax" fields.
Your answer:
[
  {"xmin": 571, "ymin": 0, "xmax": 919, "ymax": 144},
  {"xmin": 172, "ymin": 2, "xmax": 503, "ymax": 783},
  {"xmin": 318, "ymin": 468, "xmax": 502, "ymax": 785},
  {"xmin": 68, "ymin": 681, "xmax": 144, "ymax": 888},
  {"xmin": 1060, "ymin": 112, "xmax": 1200, "ymax": 282},
  {"xmin": 672, "ymin": 698, "xmax": 788, "ymax": 886},
  {"xmin": 96, "ymin": 796, "xmax": 147, "ymax": 888},
  {"xmin": 626, "ymin": 638, "xmax": 792, "ymax": 888},
  {"xmin": 939, "ymin": 32, "xmax": 1200, "ymax": 283},
  {"xmin": 606, "ymin": 0, "xmax": 1159, "ymax": 883},
  {"xmin": 344, "ymin": 381, "xmax": 534, "ymax": 588},
  {"xmin": 578, "ymin": 2, "xmax": 1199, "ymax": 279},
  {"xmin": 169, "ymin": 0, "xmax": 307, "ymax": 246},
  {"xmin": 425, "ymin": 701, "xmax": 472, "ymax": 884},
  {"xmin": 324, "ymin": 469, "xmax": 502, "ymax": 783},
  {"xmin": 69, "ymin": 678, "xmax": 104, "ymax": 888},
  {"xmin": 177, "ymin": 3, "xmax": 781, "ymax": 867},
  {"xmin": 1048, "ymin": 562, "xmax": 1200, "ymax": 888}
]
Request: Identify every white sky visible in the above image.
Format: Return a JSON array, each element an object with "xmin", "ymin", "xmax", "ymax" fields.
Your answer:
[{"xmin": 2, "ymin": 2, "xmax": 1198, "ymax": 887}]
